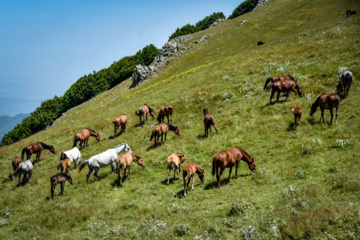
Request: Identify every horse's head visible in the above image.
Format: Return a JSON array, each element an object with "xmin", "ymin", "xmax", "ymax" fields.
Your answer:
[
  {"xmin": 249, "ymin": 162, "xmax": 257, "ymax": 173},
  {"xmin": 66, "ymin": 175, "xmax": 73, "ymax": 185},
  {"xmin": 203, "ymin": 109, "xmax": 208, "ymax": 115},
  {"xmin": 174, "ymin": 127, "xmax": 181, "ymax": 136},
  {"xmin": 198, "ymin": 170, "xmax": 205, "ymax": 183},
  {"xmin": 124, "ymin": 144, "xmax": 132, "ymax": 154},
  {"xmin": 178, "ymin": 153, "xmax": 187, "ymax": 163},
  {"xmin": 310, "ymin": 103, "xmax": 317, "ymax": 116},
  {"xmin": 96, "ymin": 134, "xmax": 101, "ymax": 142},
  {"xmin": 50, "ymin": 146, "xmax": 56, "ymax": 154},
  {"xmin": 150, "ymin": 109, "xmax": 156, "ymax": 119},
  {"xmin": 135, "ymin": 156, "xmax": 145, "ymax": 168},
  {"xmin": 297, "ymin": 87, "xmax": 303, "ymax": 97}
]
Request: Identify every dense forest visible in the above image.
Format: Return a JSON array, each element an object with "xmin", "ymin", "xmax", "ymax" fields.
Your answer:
[{"xmin": 1, "ymin": 0, "xmax": 258, "ymax": 147}]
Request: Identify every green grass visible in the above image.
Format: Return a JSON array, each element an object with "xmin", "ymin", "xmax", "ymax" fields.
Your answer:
[{"xmin": 1, "ymin": 0, "xmax": 360, "ymax": 239}]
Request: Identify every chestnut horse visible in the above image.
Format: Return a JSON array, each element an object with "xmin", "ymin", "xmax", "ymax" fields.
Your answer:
[
  {"xmin": 21, "ymin": 142, "xmax": 56, "ymax": 161},
  {"xmin": 203, "ymin": 109, "xmax": 218, "ymax": 137},
  {"xmin": 157, "ymin": 105, "xmax": 174, "ymax": 124},
  {"xmin": 292, "ymin": 107, "xmax": 302, "ymax": 130},
  {"xmin": 183, "ymin": 161, "xmax": 205, "ymax": 197},
  {"xmin": 116, "ymin": 152, "xmax": 145, "ymax": 187},
  {"xmin": 135, "ymin": 104, "xmax": 155, "ymax": 127},
  {"xmin": 150, "ymin": 123, "xmax": 181, "ymax": 146},
  {"xmin": 73, "ymin": 128, "xmax": 100, "ymax": 148},
  {"xmin": 12, "ymin": 156, "xmax": 22, "ymax": 172},
  {"xmin": 57, "ymin": 158, "xmax": 72, "ymax": 174},
  {"xmin": 212, "ymin": 147, "xmax": 257, "ymax": 188},
  {"xmin": 113, "ymin": 114, "xmax": 128, "ymax": 137},
  {"xmin": 310, "ymin": 93, "xmax": 341, "ymax": 124},
  {"xmin": 263, "ymin": 75, "xmax": 295, "ymax": 91},
  {"xmin": 268, "ymin": 79, "xmax": 302, "ymax": 103},
  {"xmin": 50, "ymin": 173, "xmax": 73, "ymax": 200},
  {"xmin": 167, "ymin": 153, "xmax": 187, "ymax": 184}
]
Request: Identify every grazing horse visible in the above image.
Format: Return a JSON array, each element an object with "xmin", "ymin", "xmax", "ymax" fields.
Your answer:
[
  {"xmin": 183, "ymin": 161, "xmax": 205, "ymax": 197},
  {"xmin": 157, "ymin": 105, "xmax": 174, "ymax": 124},
  {"xmin": 116, "ymin": 152, "xmax": 145, "ymax": 187},
  {"xmin": 337, "ymin": 70, "xmax": 353, "ymax": 99},
  {"xmin": 12, "ymin": 156, "xmax": 22, "ymax": 172},
  {"xmin": 135, "ymin": 104, "xmax": 155, "ymax": 127},
  {"xmin": 167, "ymin": 153, "xmax": 187, "ymax": 184},
  {"xmin": 292, "ymin": 107, "xmax": 302, "ymax": 130},
  {"xmin": 60, "ymin": 147, "xmax": 82, "ymax": 168},
  {"xmin": 310, "ymin": 93, "xmax": 341, "ymax": 124},
  {"xmin": 73, "ymin": 128, "xmax": 100, "ymax": 148},
  {"xmin": 13, "ymin": 160, "xmax": 33, "ymax": 184},
  {"xmin": 113, "ymin": 114, "xmax": 128, "ymax": 137},
  {"xmin": 203, "ymin": 109, "xmax": 218, "ymax": 137},
  {"xmin": 50, "ymin": 173, "xmax": 73, "ymax": 200},
  {"xmin": 79, "ymin": 143, "xmax": 132, "ymax": 184},
  {"xmin": 21, "ymin": 142, "xmax": 56, "ymax": 161},
  {"xmin": 263, "ymin": 75, "xmax": 295, "ymax": 91},
  {"xmin": 269, "ymin": 79, "xmax": 302, "ymax": 103},
  {"xmin": 150, "ymin": 123, "xmax": 181, "ymax": 146},
  {"xmin": 57, "ymin": 158, "xmax": 72, "ymax": 174},
  {"xmin": 212, "ymin": 147, "xmax": 257, "ymax": 188},
  {"xmin": 347, "ymin": 9, "xmax": 357, "ymax": 17}
]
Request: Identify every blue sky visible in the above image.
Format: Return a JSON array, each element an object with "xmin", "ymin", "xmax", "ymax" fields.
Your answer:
[{"xmin": 0, "ymin": 0, "xmax": 242, "ymax": 116}]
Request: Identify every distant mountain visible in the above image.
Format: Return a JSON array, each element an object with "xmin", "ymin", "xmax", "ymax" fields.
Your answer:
[{"xmin": 0, "ymin": 113, "xmax": 30, "ymax": 140}]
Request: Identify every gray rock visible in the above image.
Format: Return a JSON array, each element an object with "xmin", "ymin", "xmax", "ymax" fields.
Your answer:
[
  {"xmin": 253, "ymin": 0, "xmax": 269, "ymax": 10},
  {"xmin": 209, "ymin": 18, "xmax": 225, "ymax": 28}
]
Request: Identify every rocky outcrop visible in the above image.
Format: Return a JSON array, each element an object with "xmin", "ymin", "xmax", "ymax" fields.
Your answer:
[
  {"xmin": 253, "ymin": 0, "xmax": 269, "ymax": 10},
  {"xmin": 209, "ymin": 18, "xmax": 225, "ymax": 28}
]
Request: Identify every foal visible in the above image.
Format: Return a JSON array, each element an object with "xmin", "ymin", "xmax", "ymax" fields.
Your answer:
[
  {"xmin": 203, "ymin": 109, "xmax": 218, "ymax": 137},
  {"xmin": 12, "ymin": 156, "xmax": 22, "ymax": 172},
  {"xmin": 50, "ymin": 173, "xmax": 73, "ymax": 200},
  {"xmin": 167, "ymin": 153, "xmax": 187, "ymax": 184},
  {"xmin": 157, "ymin": 105, "xmax": 174, "ymax": 124},
  {"xmin": 292, "ymin": 107, "xmax": 302, "ymax": 130},
  {"xmin": 183, "ymin": 161, "xmax": 205, "ymax": 197},
  {"xmin": 135, "ymin": 104, "xmax": 155, "ymax": 127},
  {"xmin": 57, "ymin": 158, "xmax": 72, "ymax": 174},
  {"xmin": 150, "ymin": 123, "xmax": 181, "ymax": 146},
  {"xmin": 14, "ymin": 160, "xmax": 33, "ymax": 184},
  {"xmin": 116, "ymin": 152, "xmax": 145, "ymax": 187},
  {"xmin": 113, "ymin": 114, "xmax": 128, "ymax": 137}
]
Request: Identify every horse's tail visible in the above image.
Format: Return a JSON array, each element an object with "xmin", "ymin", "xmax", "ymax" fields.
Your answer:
[
  {"xmin": 21, "ymin": 148, "xmax": 26, "ymax": 161},
  {"xmin": 264, "ymin": 77, "xmax": 272, "ymax": 91},
  {"xmin": 183, "ymin": 169, "xmax": 189, "ymax": 180},
  {"xmin": 150, "ymin": 129, "xmax": 156, "ymax": 141},
  {"xmin": 207, "ymin": 117, "xmax": 214, "ymax": 127},
  {"xmin": 212, "ymin": 156, "xmax": 218, "ymax": 176},
  {"xmin": 57, "ymin": 162, "xmax": 63, "ymax": 172},
  {"xmin": 116, "ymin": 161, "xmax": 122, "ymax": 174},
  {"xmin": 79, "ymin": 160, "xmax": 89, "ymax": 173},
  {"xmin": 266, "ymin": 82, "xmax": 275, "ymax": 91},
  {"xmin": 135, "ymin": 109, "xmax": 143, "ymax": 116},
  {"xmin": 157, "ymin": 114, "xmax": 162, "ymax": 123},
  {"xmin": 73, "ymin": 136, "xmax": 78, "ymax": 148}
]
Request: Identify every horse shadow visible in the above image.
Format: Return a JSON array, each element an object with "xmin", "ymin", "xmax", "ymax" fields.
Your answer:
[
  {"xmin": 146, "ymin": 143, "xmax": 164, "ymax": 151},
  {"xmin": 307, "ymin": 117, "xmax": 317, "ymax": 126},
  {"xmin": 196, "ymin": 134, "xmax": 208, "ymax": 140},
  {"xmin": 205, "ymin": 179, "xmax": 230, "ymax": 190},
  {"xmin": 287, "ymin": 123, "xmax": 296, "ymax": 131},
  {"xmin": 261, "ymin": 100, "xmax": 288, "ymax": 109},
  {"xmin": 110, "ymin": 175, "xmax": 129, "ymax": 188},
  {"xmin": 109, "ymin": 131, "xmax": 124, "ymax": 140},
  {"xmin": 160, "ymin": 177, "xmax": 181, "ymax": 185},
  {"xmin": 134, "ymin": 122, "xmax": 144, "ymax": 128}
]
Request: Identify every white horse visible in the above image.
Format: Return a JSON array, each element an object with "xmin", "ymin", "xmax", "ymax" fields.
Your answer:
[
  {"xmin": 337, "ymin": 70, "xmax": 353, "ymax": 99},
  {"xmin": 14, "ymin": 160, "xmax": 33, "ymax": 183},
  {"xmin": 60, "ymin": 147, "xmax": 82, "ymax": 168},
  {"xmin": 79, "ymin": 143, "xmax": 132, "ymax": 183}
]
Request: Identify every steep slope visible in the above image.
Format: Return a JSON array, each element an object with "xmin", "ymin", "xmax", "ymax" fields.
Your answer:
[{"xmin": 0, "ymin": 0, "xmax": 359, "ymax": 239}]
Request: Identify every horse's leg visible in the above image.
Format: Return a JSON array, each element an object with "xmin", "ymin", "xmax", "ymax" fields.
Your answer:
[
  {"xmin": 213, "ymin": 122, "xmax": 218, "ymax": 133},
  {"xmin": 167, "ymin": 115, "xmax": 170, "ymax": 124},
  {"xmin": 228, "ymin": 167, "xmax": 233, "ymax": 180},
  {"xmin": 94, "ymin": 168, "xmax": 100, "ymax": 178},
  {"xmin": 270, "ymin": 89, "xmax": 275, "ymax": 103},
  {"xmin": 329, "ymin": 107, "xmax": 334, "ymax": 125},
  {"xmin": 183, "ymin": 178, "xmax": 187, "ymax": 196},
  {"xmin": 177, "ymin": 168, "xmax": 181, "ymax": 180},
  {"xmin": 51, "ymin": 183, "xmax": 57, "ymax": 200},
  {"xmin": 60, "ymin": 182, "xmax": 65, "ymax": 195},
  {"xmin": 191, "ymin": 174, "xmax": 195, "ymax": 191},
  {"xmin": 114, "ymin": 125, "xmax": 117, "ymax": 137},
  {"xmin": 335, "ymin": 105, "xmax": 339, "ymax": 124},
  {"xmin": 28, "ymin": 171, "xmax": 32, "ymax": 181},
  {"xmin": 277, "ymin": 91, "xmax": 280, "ymax": 102},
  {"xmin": 171, "ymin": 113, "xmax": 173, "ymax": 124},
  {"xmin": 235, "ymin": 161, "xmax": 240, "ymax": 179},
  {"xmin": 111, "ymin": 162, "xmax": 115, "ymax": 174},
  {"xmin": 320, "ymin": 107, "xmax": 325, "ymax": 123},
  {"xmin": 18, "ymin": 172, "xmax": 22, "ymax": 184},
  {"xmin": 167, "ymin": 168, "xmax": 171, "ymax": 184},
  {"xmin": 164, "ymin": 132, "xmax": 167, "ymax": 143},
  {"xmin": 120, "ymin": 168, "xmax": 125, "ymax": 187},
  {"xmin": 187, "ymin": 176, "xmax": 191, "ymax": 193},
  {"xmin": 86, "ymin": 169, "xmax": 93, "ymax": 184},
  {"xmin": 128, "ymin": 165, "xmax": 131, "ymax": 180}
]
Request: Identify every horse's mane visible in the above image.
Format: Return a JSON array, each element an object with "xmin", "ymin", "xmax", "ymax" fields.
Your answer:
[
  {"xmin": 110, "ymin": 144, "xmax": 125, "ymax": 149},
  {"xmin": 168, "ymin": 124, "xmax": 178, "ymax": 130},
  {"xmin": 238, "ymin": 148, "xmax": 254, "ymax": 163},
  {"xmin": 133, "ymin": 155, "xmax": 141, "ymax": 160},
  {"xmin": 145, "ymin": 104, "xmax": 154, "ymax": 113},
  {"xmin": 37, "ymin": 142, "xmax": 53, "ymax": 149},
  {"xmin": 85, "ymin": 128, "xmax": 98, "ymax": 135}
]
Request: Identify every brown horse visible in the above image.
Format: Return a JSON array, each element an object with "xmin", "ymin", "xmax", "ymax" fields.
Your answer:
[
  {"xmin": 203, "ymin": 109, "xmax": 218, "ymax": 137},
  {"xmin": 150, "ymin": 123, "xmax": 181, "ymax": 146},
  {"xmin": 183, "ymin": 161, "xmax": 205, "ymax": 197},
  {"xmin": 12, "ymin": 156, "xmax": 22, "ymax": 172},
  {"xmin": 113, "ymin": 114, "xmax": 128, "ymax": 137},
  {"xmin": 263, "ymin": 75, "xmax": 295, "ymax": 91},
  {"xmin": 269, "ymin": 79, "xmax": 302, "ymax": 103},
  {"xmin": 157, "ymin": 105, "xmax": 174, "ymax": 124},
  {"xmin": 212, "ymin": 146, "xmax": 257, "ymax": 188},
  {"xmin": 116, "ymin": 152, "xmax": 145, "ymax": 187},
  {"xmin": 310, "ymin": 93, "xmax": 341, "ymax": 124},
  {"xmin": 57, "ymin": 158, "xmax": 72, "ymax": 174},
  {"xmin": 135, "ymin": 104, "xmax": 155, "ymax": 127},
  {"xmin": 21, "ymin": 142, "xmax": 56, "ymax": 161},
  {"xmin": 167, "ymin": 153, "xmax": 187, "ymax": 184},
  {"xmin": 73, "ymin": 128, "xmax": 100, "ymax": 148},
  {"xmin": 292, "ymin": 107, "xmax": 302, "ymax": 130},
  {"xmin": 50, "ymin": 173, "xmax": 73, "ymax": 200}
]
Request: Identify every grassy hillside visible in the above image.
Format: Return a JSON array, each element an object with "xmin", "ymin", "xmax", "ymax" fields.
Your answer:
[{"xmin": 1, "ymin": 0, "xmax": 359, "ymax": 239}]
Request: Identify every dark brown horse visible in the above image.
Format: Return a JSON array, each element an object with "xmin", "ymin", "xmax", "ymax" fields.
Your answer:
[
  {"xmin": 12, "ymin": 156, "xmax": 22, "ymax": 172},
  {"xmin": 269, "ymin": 79, "xmax": 302, "ymax": 103},
  {"xmin": 73, "ymin": 128, "xmax": 100, "ymax": 148},
  {"xmin": 292, "ymin": 107, "xmax": 302, "ymax": 130},
  {"xmin": 150, "ymin": 123, "xmax": 181, "ymax": 146},
  {"xmin": 135, "ymin": 104, "xmax": 155, "ymax": 127},
  {"xmin": 21, "ymin": 142, "xmax": 56, "ymax": 161},
  {"xmin": 310, "ymin": 93, "xmax": 341, "ymax": 124},
  {"xmin": 50, "ymin": 173, "xmax": 73, "ymax": 200},
  {"xmin": 212, "ymin": 146, "xmax": 257, "ymax": 188},
  {"xmin": 263, "ymin": 75, "xmax": 295, "ymax": 91},
  {"xmin": 113, "ymin": 114, "xmax": 127, "ymax": 137},
  {"xmin": 203, "ymin": 109, "xmax": 218, "ymax": 137},
  {"xmin": 157, "ymin": 105, "xmax": 174, "ymax": 124},
  {"xmin": 116, "ymin": 152, "xmax": 145, "ymax": 187}
]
